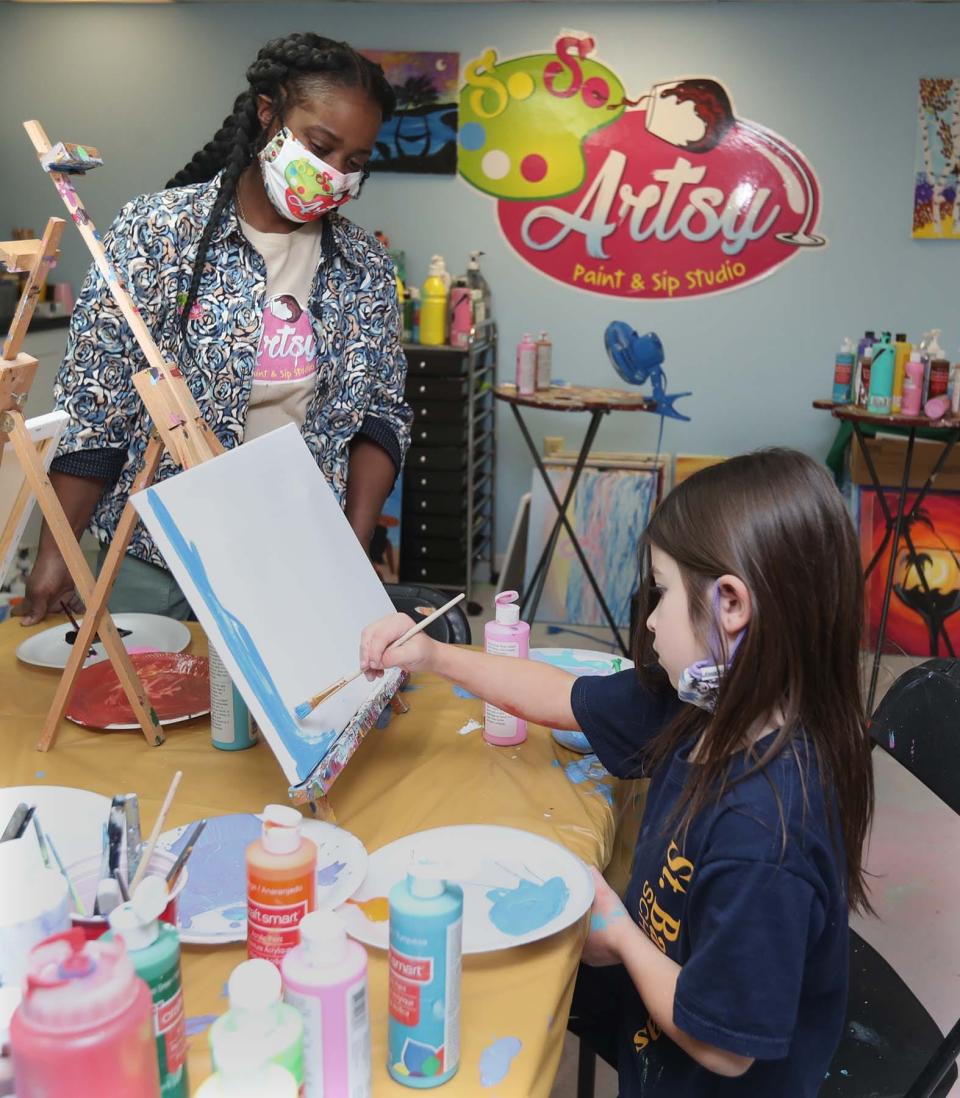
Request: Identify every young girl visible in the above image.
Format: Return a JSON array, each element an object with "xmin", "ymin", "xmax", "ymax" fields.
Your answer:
[
  {"xmin": 361, "ymin": 448, "xmax": 874, "ymax": 1096},
  {"xmin": 19, "ymin": 32, "xmax": 411, "ymax": 624}
]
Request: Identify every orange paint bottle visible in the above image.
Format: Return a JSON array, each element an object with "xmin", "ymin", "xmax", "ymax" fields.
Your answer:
[{"xmin": 246, "ymin": 806, "xmax": 316, "ymax": 969}]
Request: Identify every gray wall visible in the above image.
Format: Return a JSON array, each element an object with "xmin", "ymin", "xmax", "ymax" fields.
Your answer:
[{"xmin": 3, "ymin": 2, "xmax": 958, "ymax": 551}]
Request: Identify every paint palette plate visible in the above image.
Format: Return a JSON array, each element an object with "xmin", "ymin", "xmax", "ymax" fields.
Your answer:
[
  {"xmin": 16, "ymin": 613, "xmax": 191, "ymax": 670},
  {"xmin": 66, "ymin": 652, "xmax": 210, "ymax": 730},
  {"xmin": 530, "ymin": 648, "xmax": 634, "ymax": 753},
  {"xmin": 157, "ymin": 813, "xmax": 368, "ymax": 945},
  {"xmin": 0, "ymin": 786, "xmax": 110, "ymax": 871},
  {"xmin": 338, "ymin": 824, "xmax": 595, "ymax": 954}
]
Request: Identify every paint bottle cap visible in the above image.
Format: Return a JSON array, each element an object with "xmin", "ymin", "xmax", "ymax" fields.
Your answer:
[
  {"xmin": 839, "ymin": 337, "xmax": 855, "ymax": 354},
  {"xmin": 407, "ymin": 860, "xmax": 447, "ymax": 899},
  {"xmin": 929, "ymin": 329, "xmax": 944, "ymax": 357},
  {"xmin": 228, "ymin": 958, "xmax": 281, "ymax": 1013},
  {"xmin": 298, "ymin": 911, "xmax": 348, "ymax": 965},
  {"xmin": 896, "ymin": 333, "xmax": 907, "ymax": 343},
  {"xmin": 261, "ymin": 805, "xmax": 302, "ymax": 854},
  {"xmin": 108, "ymin": 875, "xmax": 168, "ymax": 950},
  {"xmin": 495, "ymin": 590, "xmax": 521, "ymax": 625}
]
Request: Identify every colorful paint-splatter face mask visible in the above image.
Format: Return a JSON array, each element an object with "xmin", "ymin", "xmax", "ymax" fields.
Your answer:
[
  {"xmin": 257, "ymin": 128, "xmax": 363, "ymax": 224},
  {"xmin": 676, "ymin": 585, "xmax": 746, "ymax": 712}
]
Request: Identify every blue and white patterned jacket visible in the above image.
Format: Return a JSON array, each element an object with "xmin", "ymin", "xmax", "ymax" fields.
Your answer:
[{"xmin": 53, "ymin": 174, "xmax": 412, "ymax": 567}]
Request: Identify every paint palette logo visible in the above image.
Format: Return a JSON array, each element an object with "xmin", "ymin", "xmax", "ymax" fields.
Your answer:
[
  {"xmin": 394, "ymin": 1037, "xmax": 446, "ymax": 1079},
  {"xmin": 458, "ymin": 34, "xmax": 625, "ymax": 200}
]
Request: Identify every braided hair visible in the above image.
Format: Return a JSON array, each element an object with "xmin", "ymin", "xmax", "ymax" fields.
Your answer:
[{"xmin": 168, "ymin": 32, "xmax": 394, "ymax": 334}]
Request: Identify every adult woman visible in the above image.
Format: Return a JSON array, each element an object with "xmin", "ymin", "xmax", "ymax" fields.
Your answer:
[{"xmin": 18, "ymin": 32, "xmax": 411, "ymax": 624}]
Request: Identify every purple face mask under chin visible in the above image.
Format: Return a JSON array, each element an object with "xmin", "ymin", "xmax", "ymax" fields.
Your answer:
[{"xmin": 676, "ymin": 585, "xmax": 745, "ymax": 711}]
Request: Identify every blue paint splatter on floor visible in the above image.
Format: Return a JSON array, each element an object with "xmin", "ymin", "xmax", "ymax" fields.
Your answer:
[
  {"xmin": 486, "ymin": 877, "xmax": 570, "ymax": 935},
  {"xmin": 185, "ymin": 1014, "xmax": 218, "ymax": 1037},
  {"xmin": 480, "ymin": 1037, "xmax": 522, "ymax": 1086},
  {"xmin": 452, "ymin": 685, "xmax": 476, "ymax": 699}
]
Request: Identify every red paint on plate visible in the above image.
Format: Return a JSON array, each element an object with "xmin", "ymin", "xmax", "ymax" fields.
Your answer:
[{"xmin": 67, "ymin": 652, "xmax": 210, "ymax": 729}]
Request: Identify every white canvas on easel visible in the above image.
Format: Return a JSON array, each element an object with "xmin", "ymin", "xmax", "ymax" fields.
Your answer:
[
  {"xmin": 132, "ymin": 424, "xmax": 402, "ymax": 795},
  {"xmin": 0, "ymin": 410, "xmax": 68, "ymax": 586}
]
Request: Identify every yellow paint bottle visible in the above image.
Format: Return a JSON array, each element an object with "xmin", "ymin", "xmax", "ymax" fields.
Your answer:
[
  {"xmin": 892, "ymin": 332, "xmax": 911, "ymax": 414},
  {"xmin": 419, "ymin": 256, "xmax": 449, "ymax": 346}
]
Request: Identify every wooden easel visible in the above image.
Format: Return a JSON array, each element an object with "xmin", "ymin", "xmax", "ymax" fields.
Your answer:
[
  {"xmin": 22, "ymin": 119, "xmax": 224, "ymax": 751},
  {"xmin": 0, "ymin": 217, "xmax": 166, "ymax": 746}
]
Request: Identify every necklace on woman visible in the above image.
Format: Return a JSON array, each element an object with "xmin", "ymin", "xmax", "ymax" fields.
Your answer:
[{"xmin": 235, "ymin": 176, "xmax": 248, "ymax": 223}]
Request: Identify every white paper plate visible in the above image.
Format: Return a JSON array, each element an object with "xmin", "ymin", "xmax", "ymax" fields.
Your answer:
[
  {"xmin": 158, "ymin": 813, "xmax": 368, "ymax": 945},
  {"xmin": 530, "ymin": 648, "xmax": 634, "ymax": 753},
  {"xmin": 338, "ymin": 824, "xmax": 594, "ymax": 954},
  {"xmin": 0, "ymin": 786, "xmax": 110, "ymax": 870},
  {"xmin": 16, "ymin": 614, "xmax": 192, "ymax": 670}
]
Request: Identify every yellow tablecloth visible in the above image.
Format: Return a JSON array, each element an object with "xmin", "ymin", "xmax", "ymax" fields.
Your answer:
[{"xmin": 0, "ymin": 619, "xmax": 643, "ymax": 1096}]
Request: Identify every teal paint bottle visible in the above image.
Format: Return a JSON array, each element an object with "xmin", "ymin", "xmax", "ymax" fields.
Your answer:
[
  {"xmin": 868, "ymin": 332, "xmax": 896, "ymax": 415},
  {"xmin": 387, "ymin": 865, "xmax": 463, "ymax": 1088},
  {"xmin": 106, "ymin": 877, "xmax": 188, "ymax": 1098}
]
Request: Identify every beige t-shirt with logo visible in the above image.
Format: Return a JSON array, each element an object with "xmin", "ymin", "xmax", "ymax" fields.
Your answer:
[{"xmin": 240, "ymin": 218, "xmax": 324, "ymax": 442}]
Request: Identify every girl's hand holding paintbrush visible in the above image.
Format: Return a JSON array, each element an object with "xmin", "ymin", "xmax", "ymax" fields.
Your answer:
[{"xmin": 360, "ymin": 613, "xmax": 581, "ymax": 733}]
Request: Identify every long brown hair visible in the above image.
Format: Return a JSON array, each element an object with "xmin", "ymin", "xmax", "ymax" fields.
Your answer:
[{"xmin": 633, "ymin": 449, "xmax": 874, "ymax": 913}]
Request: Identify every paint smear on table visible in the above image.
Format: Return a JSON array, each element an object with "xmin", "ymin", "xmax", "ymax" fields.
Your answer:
[
  {"xmin": 346, "ymin": 895, "xmax": 390, "ymax": 922},
  {"xmin": 486, "ymin": 876, "xmax": 569, "ymax": 935},
  {"xmin": 458, "ymin": 719, "xmax": 483, "ymax": 736},
  {"xmin": 562, "ymin": 754, "xmax": 614, "ymax": 805},
  {"xmin": 171, "ymin": 814, "xmax": 262, "ymax": 930},
  {"xmin": 185, "ymin": 1014, "xmax": 218, "ymax": 1037},
  {"xmin": 480, "ymin": 1036, "xmax": 522, "ymax": 1087}
]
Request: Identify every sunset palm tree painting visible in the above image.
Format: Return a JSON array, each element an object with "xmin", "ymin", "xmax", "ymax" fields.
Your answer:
[{"xmin": 362, "ymin": 50, "xmax": 459, "ymax": 174}]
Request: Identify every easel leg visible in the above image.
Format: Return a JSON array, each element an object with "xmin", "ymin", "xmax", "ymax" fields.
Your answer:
[{"xmin": 6, "ymin": 419, "xmax": 164, "ymax": 750}]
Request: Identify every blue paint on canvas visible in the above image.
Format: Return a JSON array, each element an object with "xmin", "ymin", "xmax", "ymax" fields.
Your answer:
[{"xmin": 146, "ymin": 489, "xmax": 329, "ymax": 780}]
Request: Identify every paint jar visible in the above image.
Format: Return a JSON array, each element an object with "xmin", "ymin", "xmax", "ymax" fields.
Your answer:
[
  {"xmin": 68, "ymin": 847, "xmax": 187, "ymax": 941},
  {"xmin": 105, "ymin": 878, "xmax": 188, "ymax": 1098},
  {"xmin": 209, "ymin": 642, "xmax": 256, "ymax": 751},
  {"xmin": 10, "ymin": 928, "xmax": 160, "ymax": 1098},
  {"xmin": 388, "ymin": 863, "xmax": 462, "ymax": 1088},
  {"xmin": 282, "ymin": 911, "xmax": 371, "ymax": 1098},
  {"xmin": 0, "ymin": 841, "xmax": 70, "ymax": 987},
  {"xmin": 210, "ymin": 959, "xmax": 304, "ymax": 1091},
  {"xmin": 483, "ymin": 591, "xmax": 530, "ymax": 747},
  {"xmin": 449, "ymin": 286, "xmax": 474, "ymax": 350},
  {"xmin": 246, "ymin": 805, "xmax": 316, "ymax": 967}
]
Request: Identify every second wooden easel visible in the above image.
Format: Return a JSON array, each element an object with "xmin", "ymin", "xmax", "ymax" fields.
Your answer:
[{"xmin": 22, "ymin": 119, "xmax": 225, "ymax": 751}]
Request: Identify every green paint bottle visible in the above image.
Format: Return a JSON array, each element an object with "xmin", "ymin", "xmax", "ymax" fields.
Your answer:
[{"xmin": 106, "ymin": 877, "xmax": 188, "ymax": 1098}]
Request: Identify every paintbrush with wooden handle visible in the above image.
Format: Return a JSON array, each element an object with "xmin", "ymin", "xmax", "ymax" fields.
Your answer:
[{"xmin": 293, "ymin": 592, "xmax": 466, "ymax": 720}]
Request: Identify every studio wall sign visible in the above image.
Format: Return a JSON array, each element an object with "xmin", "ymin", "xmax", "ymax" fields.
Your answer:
[{"xmin": 457, "ymin": 33, "xmax": 826, "ymax": 300}]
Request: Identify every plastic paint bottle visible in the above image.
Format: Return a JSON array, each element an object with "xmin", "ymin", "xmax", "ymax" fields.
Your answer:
[
  {"xmin": 419, "ymin": 257, "xmax": 449, "ymax": 346},
  {"xmin": 535, "ymin": 332, "xmax": 553, "ymax": 391},
  {"xmin": 951, "ymin": 363, "xmax": 960, "ymax": 416},
  {"xmin": 867, "ymin": 333, "xmax": 895, "ymax": 415},
  {"xmin": 902, "ymin": 351, "xmax": 925, "ymax": 417},
  {"xmin": 387, "ymin": 863, "xmax": 462, "ymax": 1089},
  {"xmin": 832, "ymin": 337, "xmax": 856, "ymax": 403},
  {"xmin": 856, "ymin": 330, "xmax": 876, "ymax": 363},
  {"xmin": 483, "ymin": 591, "xmax": 530, "ymax": 746},
  {"xmin": 194, "ymin": 1061, "xmax": 298, "ymax": 1098},
  {"xmin": 0, "ymin": 987, "xmax": 21, "ymax": 1098},
  {"xmin": 465, "ymin": 251, "xmax": 491, "ymax": 324},
  {"xmin": 105, "ymin": 878, "xmax": 188, "ymax": 1098},
  {"xmin": 927, "ymin": 330, "xmax": 950, "ymax": 400},
  {"xmin": 449, "ymin": 285, "xmax": 473, "ymax": 350},
  {"xmin": 409, "ymin": 287, "xmax": 421, "ymax": 344},
  {"xmin": 246, "ymin": 805, "xmax": 317, "ymax": 967},
  {"xmin": 210, "ymin": 959, "xmax": 304, "ymax": 1093},
  {"xmin": 10, "ymin": 928, "xmax": 160, "ymax": 1098},
  {"xmin": 892, "ymin": 333, "xmax": 911, "ymax": 413},
  {"xmin": 855, "ymin": 343, "xmax": 874, "ymax": 408},
  {"xmin": 515, "ymin": 333, "xmax": 536, "ymax": 396},
  {"xmin": 209, "ymin": 643, "xmax": 256, "ymax": 751},
  {"xmin": 282, "ymin": 911, "xmax": 371, "ymax": 1098}
]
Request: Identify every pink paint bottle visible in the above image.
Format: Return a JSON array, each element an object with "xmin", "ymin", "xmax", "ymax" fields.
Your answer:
[
  {"xmin": 483, "ymin": 591, "xmax": 530, "ymax": 746},
  {"xmin": 281, "ymin": 911, "xmax": 370, "ymax": 1098},
  {"xmin": 11, "ymin": 927, "xmax": 160, "ymax": 1098},
  {"xmin": 901, "ymin": 351, "xmax": 925, "ymax": 416}
]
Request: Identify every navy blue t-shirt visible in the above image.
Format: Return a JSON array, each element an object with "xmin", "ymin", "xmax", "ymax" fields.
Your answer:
[{"xmin": 571, "ymin": 670, "xmax": 848, "ymax": 1097}]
